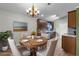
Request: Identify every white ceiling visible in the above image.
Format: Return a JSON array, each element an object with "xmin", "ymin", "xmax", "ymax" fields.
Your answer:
[{"xmin": 0, "ymin": 3, "xmax": 79, "ymax": 19}]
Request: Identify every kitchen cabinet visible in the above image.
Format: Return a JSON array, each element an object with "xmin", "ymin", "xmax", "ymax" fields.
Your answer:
[
  {"xmin": 68, "ymin": 10, "xmax": 76, "ymax": 28},
  {"xmin": 62, "ymin": 35, "xmax": 76, "ymax": 55}
]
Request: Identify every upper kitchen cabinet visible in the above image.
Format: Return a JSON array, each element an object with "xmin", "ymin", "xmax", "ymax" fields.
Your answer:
[{"xmin": 68, "ymin": 10, "xmax": 76, "ymax": 28}]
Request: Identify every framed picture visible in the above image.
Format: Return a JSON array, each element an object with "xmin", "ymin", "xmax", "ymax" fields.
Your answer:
[{"xmin": 13, "ymin": 21, "xmax": 27, "ymax": 32}]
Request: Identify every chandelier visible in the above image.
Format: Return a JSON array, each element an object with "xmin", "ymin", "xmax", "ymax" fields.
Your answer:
[{"xmin": 26, "ymin": 4, "xmax": 40, "ymax": 17}]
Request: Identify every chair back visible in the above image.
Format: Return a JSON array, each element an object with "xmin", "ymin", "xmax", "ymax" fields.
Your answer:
[
  {"xmin": 8, "ymin": 37, "xmax": 21, "ymax": 56},
  {"xmin": 41, "ymin": 33, "xmax": 49, "ymax": 39},
  {"xmin": 46, "ymin": 37, "xmax": 58, "ymax": 56}
]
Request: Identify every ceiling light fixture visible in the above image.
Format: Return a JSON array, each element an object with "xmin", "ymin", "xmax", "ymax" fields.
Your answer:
[
  {"xmin": 26, "ymin": 4, "xmax": 40, "ymax": 17},
  {"xmin": 41, "ymin": 14, "xmax": 44, "ymax": 17},
  {"xmin": 48, "ymin": 15, "xmax": 59, "ymax": 21}
]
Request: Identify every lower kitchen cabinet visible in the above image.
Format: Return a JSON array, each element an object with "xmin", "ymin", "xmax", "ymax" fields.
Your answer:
[{"xmin": 62, "ymin": 35, "xmax": 76, "ymax": 55}]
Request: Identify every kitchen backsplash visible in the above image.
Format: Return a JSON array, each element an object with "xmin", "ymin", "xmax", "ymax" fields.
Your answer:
[{"xmin": 68, "ymin": 28, "xmax": 76, "ymax": 35}]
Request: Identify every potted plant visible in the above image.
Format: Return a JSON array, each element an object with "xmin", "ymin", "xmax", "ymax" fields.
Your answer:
[{"xmin": 0, "ymin": 31, "xmax": 11, "ymax": 51}]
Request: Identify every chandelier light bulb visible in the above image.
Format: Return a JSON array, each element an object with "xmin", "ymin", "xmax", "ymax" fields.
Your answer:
[
  {"xmin": 26, "ymin": 10, "xmax": 29, "ymax": 13},
  {"xmin": 30, "ymin": 12, "xmax": 32, "ymax": 15},
  {"xmin": 28, "ymin": 8, "xmax": 31, "ymax": 11},
  {"xmin": 37, "ymin": 11, "xmax": 39, "ymax": 13}
]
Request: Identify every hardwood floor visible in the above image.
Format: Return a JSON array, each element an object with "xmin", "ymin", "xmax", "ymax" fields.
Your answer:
[{"xmin": 0, "ymin": 49, "xmax": 11, "ymax": 56}]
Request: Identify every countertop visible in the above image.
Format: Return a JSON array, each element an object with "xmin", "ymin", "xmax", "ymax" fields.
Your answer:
[{"xmin": 63, "ymin": 33, "xmax": 76, "ymax": 37}]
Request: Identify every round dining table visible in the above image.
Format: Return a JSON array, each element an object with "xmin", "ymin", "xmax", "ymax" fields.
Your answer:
[{"xmin": 19, "ymin": 37, "xmax": 47, "ymax": 56}]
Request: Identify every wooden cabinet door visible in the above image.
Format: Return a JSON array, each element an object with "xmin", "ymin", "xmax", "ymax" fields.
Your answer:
[
  {"xmin": 68, "ymin": 10, "xmax": 76, "ymax": 28},
  {"xmin": 62, "ymin": 36, "xmax": 76, "ymax": 55}
]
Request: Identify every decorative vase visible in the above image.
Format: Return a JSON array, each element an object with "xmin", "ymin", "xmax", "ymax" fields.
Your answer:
[
  {"xmin": 2, "ymin": 46, "xmax": 8, "ymax": 51},
  {"xmin": 32, "ymin": 35, "xmax": 34, "ymax": 39}
]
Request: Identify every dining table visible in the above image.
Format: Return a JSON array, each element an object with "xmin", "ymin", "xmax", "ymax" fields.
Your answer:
[{"xmin": 19, "ymin": 36, "xmax": 47, "ymax": 56}]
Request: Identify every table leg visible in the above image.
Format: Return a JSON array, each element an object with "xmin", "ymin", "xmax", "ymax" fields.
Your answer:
[{"xmin": 30, "ymin": 48, "xmax": 36, "ymax": 56}]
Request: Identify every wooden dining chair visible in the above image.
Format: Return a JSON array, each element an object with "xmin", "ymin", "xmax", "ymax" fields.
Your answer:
[
  {"xmin": 8, "ymin": 37, "xmax": 30, "ymax": 56},
  {"xmin": 37, "ymin": 37, "xmax": 58, "ymax": 56}
]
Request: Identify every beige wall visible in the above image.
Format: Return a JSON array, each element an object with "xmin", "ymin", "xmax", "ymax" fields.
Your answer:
[
  {"xmin": 54, "ymin": 16, "xmax": 68, "ymax": 38},
  {"xmin": 0, "ymin": 10, "xmax": 37, "ymax": 46},
  {"xmin": 53, "ymin": 16, "xmax": 68, "ymax": 49}
]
